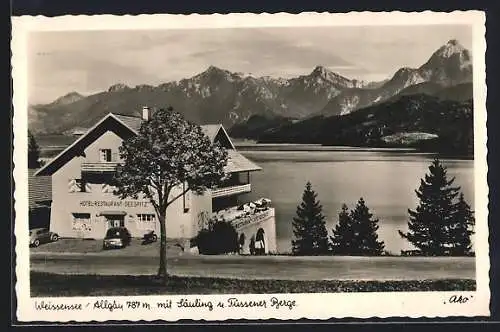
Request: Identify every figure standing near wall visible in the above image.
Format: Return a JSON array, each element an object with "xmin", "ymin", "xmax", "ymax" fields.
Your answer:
[
  {"xmin": 255, "ymin": 228, "xmax": 265, "ymax": 255},
  {"xmin": 249, "ymin": 235, "xmax": 256, "ymax": 255}
]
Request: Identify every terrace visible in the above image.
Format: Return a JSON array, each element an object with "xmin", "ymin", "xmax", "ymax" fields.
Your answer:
[{"xmin": 210, "ymin": 198, "xmax": 273, "ymax": 231}]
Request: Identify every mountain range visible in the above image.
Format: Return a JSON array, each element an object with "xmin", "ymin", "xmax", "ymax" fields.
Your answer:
[
  {"xmin": 230, "ymin": 94, "xmax": 473, "ymax": 156},
  {"xmin": 29, "ymin": 39, "xmax": 472, "ymax": 135}
]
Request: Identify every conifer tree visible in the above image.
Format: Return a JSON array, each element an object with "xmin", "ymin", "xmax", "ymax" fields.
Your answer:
[
  {"xmin": 449, "ymin": 193, "xmax": 475, "ymax": 256},
  {"xmin": 330, "ymin": 204, "xmax": 355, "ymax": 254},
  {"xmin": 291, "ymin": 182, "xmax": 329, "ymax": 255},
  {"xmin": 331, "ymin": 198, "xmax": 385, "ymax": 255},
  {"xmin": 350, "ymin": 198, "xmax": 385, "ymax": 255},
  {"xmin": 399, "ymin": 158, "xmax": 462, "ymax": 256},
  {"xmin": 28, "ymin": 130, "xmax": 41, "ymax": 169}
]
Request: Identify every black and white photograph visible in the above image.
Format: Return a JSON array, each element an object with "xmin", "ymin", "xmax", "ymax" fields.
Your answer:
[{"xmin": 12, "ymin": 11, "xmax": 489, "ymax": 321}]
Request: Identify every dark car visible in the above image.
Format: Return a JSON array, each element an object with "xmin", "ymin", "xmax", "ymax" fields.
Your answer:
[
  {"xmin": 29, "ymin": 227, "xmax": 59, "ymax": 247},
  {"xmin": 102, "ymin": 227, "xmax": 132, "ymax": 249}
]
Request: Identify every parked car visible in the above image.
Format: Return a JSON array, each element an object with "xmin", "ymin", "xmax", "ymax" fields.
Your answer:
[
  {"xmin": 103, "ymin": 227, "xmax": 132, "ymax": 249},
  {"xmin": 29, "ymin": 227, "xmax": 59, "ymax": 247}
]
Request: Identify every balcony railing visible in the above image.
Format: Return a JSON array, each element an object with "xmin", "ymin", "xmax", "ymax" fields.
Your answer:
[
  {"xmin": 211, "ymin": 183, "xmax": 251, "ymax": 198},
  {"xmin": 81, "ymin": 162, "xmax": 120, "ymax": 173},
  {"xmin": 231, "ymin": 208, "xmax": 274, "ymax": 231}
]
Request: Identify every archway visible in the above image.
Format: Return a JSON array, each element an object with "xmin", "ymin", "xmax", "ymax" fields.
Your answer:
[{"xmin": 255, "ymin": 228, "xmax": 266, "ymax": 255}]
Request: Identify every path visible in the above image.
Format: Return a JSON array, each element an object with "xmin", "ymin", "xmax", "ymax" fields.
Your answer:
[{"xmin": 30, "ymin": 252, "xmax": 475, "ymax": 281}]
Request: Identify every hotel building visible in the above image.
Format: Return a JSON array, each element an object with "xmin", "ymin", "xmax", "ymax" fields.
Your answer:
[{"xmin": 34, "ymin": 108, "xmax": 277, "ymax": 253}]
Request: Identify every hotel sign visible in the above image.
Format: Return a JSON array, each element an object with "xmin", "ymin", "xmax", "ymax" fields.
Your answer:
[{"xmin": 79, "ymin": 200, "xmax": 150, "ymax": 208}]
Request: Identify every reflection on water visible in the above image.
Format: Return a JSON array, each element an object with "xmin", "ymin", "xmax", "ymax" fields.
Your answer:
[{"xmin": 238, "ymin": 146, "xmax": 475, "ymax": 254}]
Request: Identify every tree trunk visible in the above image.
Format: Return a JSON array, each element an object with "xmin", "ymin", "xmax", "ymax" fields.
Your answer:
[{"xmin": 158, "ymin": 211, "xmax": 168, "ymax": 281}]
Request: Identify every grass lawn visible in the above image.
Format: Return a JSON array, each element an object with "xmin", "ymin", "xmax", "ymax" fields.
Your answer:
[{"xmin": 30, "ymin": 272, "xmax": 476, "ymax": 297}]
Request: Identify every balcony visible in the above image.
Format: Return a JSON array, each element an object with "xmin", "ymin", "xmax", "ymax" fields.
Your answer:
[
  {"xmin": 81, "ymin": 162, "xmax": 120, "ymax": 173},
  {"xmin": 211, "ymin": 183, "xmax": 251, "ymax": 198},
  {"xmin": 231, "ymin": 208, "xmax": 274, "ymax": 231},
  {"xmin": 210, "ymin": 200, "xmax": 274, "ymax": 231}
]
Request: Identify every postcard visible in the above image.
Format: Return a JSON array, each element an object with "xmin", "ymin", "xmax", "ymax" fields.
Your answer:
[{"xmin": 12, "ymin": 11, "xmax": 489, "ymax": 322}]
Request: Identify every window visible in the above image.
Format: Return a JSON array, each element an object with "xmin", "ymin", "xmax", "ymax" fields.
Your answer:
[
  {"xmin": 99, "ymin": 149, "xmax": 112, "ymax": 162},
  {"xmin": 68, "ymin": 179, "xmax": 91, "ymax": 193},
  {"xmin": 71, "ymin": 213, "xmax": 91, "ymax": 232},
  {"xmin": 137, "ymin": 214, "xmax": 156, "ymax": 222},
  {"xmin": 137, "ymin": 214, "xmax": 156, "ymax": 230},
  {"xmin": 73, "ymin": 213, "xmax": 91, "ymax": 221}
]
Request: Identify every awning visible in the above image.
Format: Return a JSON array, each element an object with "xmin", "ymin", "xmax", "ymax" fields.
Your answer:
[{"xmin": 99, "ymin": 211, "xmax": 127, "ymax": 216}]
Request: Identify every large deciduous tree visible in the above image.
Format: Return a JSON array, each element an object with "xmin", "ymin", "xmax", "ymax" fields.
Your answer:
[{"xmin": 113, "ymin": 107, "xmax": 228, "ymax": 279}]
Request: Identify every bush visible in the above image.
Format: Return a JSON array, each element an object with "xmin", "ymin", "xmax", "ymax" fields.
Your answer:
[{"xmin": 194, "ymin": 220, "xmax": 239, "ymax": 255}]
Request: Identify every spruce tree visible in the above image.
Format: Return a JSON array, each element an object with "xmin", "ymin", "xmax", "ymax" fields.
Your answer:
[
  {"xmin": 331, "ymin": 198, "xmax": 385, "ymax": 255},
  {"xmin": 449, "ymin": 193, "xmax": 475, "ymax": 256},
  {"xmin": 330, "ymin": 204, "xmax": 355, "ymax": 255},
  {"xmin": 351, "ymin": 198, "xmax": 385, "ymax": 255},
  {"xmin": 399, "ymin": 158, "xmax": 461, "ymax": 256},
  {"xmin": 291, "ymin": 182, "xmax": 329, "ymax": 255},
  {"xmin": 28, "ymin": 130, "xmax": 41, "ymax": 169}
]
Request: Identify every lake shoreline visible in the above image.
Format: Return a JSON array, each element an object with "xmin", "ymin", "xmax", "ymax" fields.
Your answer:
[
  {"xmin": 234, "ymin": 142, "xmax": 473, "ymax": 160},
  {"xmin": 36, "ymin": 133, "xmax": 474, "ymax": 160},
  {"xmin": 237, "ymin": 147, "xmax": 474, "ymax": 254}
]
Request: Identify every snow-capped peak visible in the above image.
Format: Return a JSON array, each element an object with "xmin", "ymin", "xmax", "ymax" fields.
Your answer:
[
  {"xmin": 435, "ymin": 39, "xmax": 467, "ymax": 58},
  {"xmin": 312, "ymin": 65, "xmax": 332, "ymax": 77},
  {"xmin": 309, "ymin": 65, "xmax": 358, "ymax": 88},
  {"xmin": 419, "ymin": 39, "xmax": 472, "ymax": 76}
]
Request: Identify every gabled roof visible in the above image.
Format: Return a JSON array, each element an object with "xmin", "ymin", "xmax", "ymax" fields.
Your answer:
[
  {"xmin": 35, "ymin": 112, "xmax": 258, "ymax": 176},
  {"xmin": 113, "ymin": 114, "xmax": 142, "ymax": 133},
  {"xmin": 28, "ymin": 169, "xmax": 52, "ymax": 208},
  {"xmin": 225, "ymin": 150, "xmax": 262, "ymax": 173},
  {"xmin": 35, "ymin": 113, "xmax": 137, "ymax": 176},
  {"xmin": 201, "ymin": 124, "xmax": 235, "ymax": 149},
  {"xmin": 201, "ymin": 124, "xmax": 221, "ymax": 142}
]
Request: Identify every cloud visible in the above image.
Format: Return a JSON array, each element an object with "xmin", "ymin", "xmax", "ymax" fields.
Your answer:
[{"xmin": 28, "ymin": 25, "xmax": 472, "ymax": 104}]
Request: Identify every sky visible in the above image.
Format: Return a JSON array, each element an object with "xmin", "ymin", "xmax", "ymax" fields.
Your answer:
[{"xmin": 28, "ymin": 25, "xmax": 472, "ymax": 104}]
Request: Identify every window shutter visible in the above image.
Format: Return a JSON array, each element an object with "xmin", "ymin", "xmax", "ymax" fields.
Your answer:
[
  {"xmin": 111, "ymin": 151, "xmax": 118, "ymax": 162},
  {"xmin": 68, "ymin": 179, "xmax": 77, "ymax": 193},
  {"xmin": 102, "ymin": 183, "xmax": 113, "ymax": 193}
]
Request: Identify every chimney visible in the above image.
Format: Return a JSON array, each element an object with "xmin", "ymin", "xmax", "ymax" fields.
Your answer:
[{"xmin": 142, "ymin": 106, "xmax": 150, "ymax": 121}]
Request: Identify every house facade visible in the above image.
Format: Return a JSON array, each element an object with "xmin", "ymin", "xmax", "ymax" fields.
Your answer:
[{"xmin": 35, "ymin": 108, "xmax": 277, "ymax": 253}]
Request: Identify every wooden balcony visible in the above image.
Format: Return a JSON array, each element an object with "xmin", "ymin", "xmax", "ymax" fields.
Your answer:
[
  {"xmin": 81, "ymin": 162, "xmax": 120, "ymax": 173},
  {"xmin": 211, "ymin": 183, "xmax": 251, "ymax": 198}
]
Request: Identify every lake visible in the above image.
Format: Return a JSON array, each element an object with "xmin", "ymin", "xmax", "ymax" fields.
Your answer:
[{"xmin": 237, "ymin": 145, "xmax": 475, "ymax": 254}]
